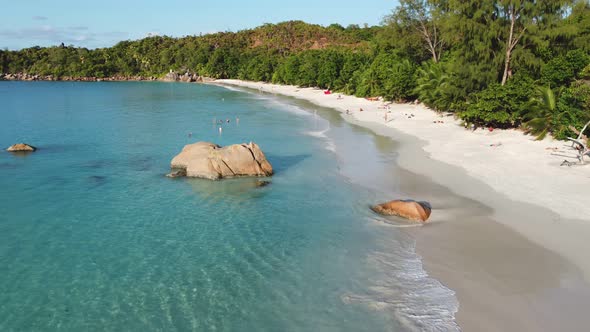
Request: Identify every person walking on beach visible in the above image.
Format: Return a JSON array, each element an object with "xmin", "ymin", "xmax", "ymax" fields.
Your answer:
[{"xmin": 384, "ymin": 112, "xmax": 388, "ymax": 123}]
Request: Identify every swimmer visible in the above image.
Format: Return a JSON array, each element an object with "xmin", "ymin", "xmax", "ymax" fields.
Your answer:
[
  {"xmin": 218, "ymin": 127, "xmax": 222, "ymax": 134},
  {"xmin": 226, "ymin": 119, "xmax": 230, "ymax": 123},
  {"xmin": 188, "ymin": 132, "xmax": 192, "ymax": 138}
]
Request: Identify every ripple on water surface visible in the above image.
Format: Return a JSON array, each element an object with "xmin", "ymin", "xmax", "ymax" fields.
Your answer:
[{"xmin": 0, "ymin": 81, "xmax": 457, "ymax": 331}]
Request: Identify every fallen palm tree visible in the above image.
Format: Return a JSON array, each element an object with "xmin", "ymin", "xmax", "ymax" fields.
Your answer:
[{"xmin": 566, "ymin": 120, "xmax": 590, "ymax": 164}]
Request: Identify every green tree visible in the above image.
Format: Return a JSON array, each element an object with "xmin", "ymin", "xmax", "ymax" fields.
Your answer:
[{"xmin": 385, "ymin": 0, "xmax": 446, "ymax": 63}]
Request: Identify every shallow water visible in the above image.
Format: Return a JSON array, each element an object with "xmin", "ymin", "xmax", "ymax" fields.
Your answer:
[{"xmin": 0, "ymin": 82, "xmax": 457, "ymax": 331}]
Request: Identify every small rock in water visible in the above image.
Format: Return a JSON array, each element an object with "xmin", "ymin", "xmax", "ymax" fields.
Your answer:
[
  {"xmin": 255, "ymin": 180, "xmax": 271, "ymax": 188},
  {"xmin": 166, "ymin": 169, "xmax": 187, "ymax": 178},
  {"xmin": 6, "ymin": 143, "xmax": 36, "ymax": 152}
]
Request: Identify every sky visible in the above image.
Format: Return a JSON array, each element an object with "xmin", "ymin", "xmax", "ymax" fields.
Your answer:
[{"xmin": 0, "ymin": 0, "xmax": 398, "ymax": 50}]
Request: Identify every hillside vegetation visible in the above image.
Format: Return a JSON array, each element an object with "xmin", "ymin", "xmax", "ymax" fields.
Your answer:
[{"xmin": 2, "ymin": 1, "xmax": 590, "ymax": 140}]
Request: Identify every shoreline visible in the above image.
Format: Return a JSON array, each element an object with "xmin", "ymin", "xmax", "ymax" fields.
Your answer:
[
  {"xmin": 0, "ymin": 72, "xmax": 216, "ymax": 83},
  {"xmin": 213, "ymin": 79, "xmax": 590, "ymax": 331}
]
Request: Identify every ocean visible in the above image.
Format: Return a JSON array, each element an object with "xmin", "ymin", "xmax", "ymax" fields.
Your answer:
[{"xmin": 0, "ymin": 81, "xmax": 458, "ymax": 331}]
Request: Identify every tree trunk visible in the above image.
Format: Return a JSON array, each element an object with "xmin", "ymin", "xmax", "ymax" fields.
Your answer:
[
  {"xmin": 501, "ymin": 7, "xmax": 516, "ymax": 86},
  {"xmin": 501, "ymin": 49, "xmax": 511, "ymax": 85},
  {"xmin": 578, "ymin": 120, "xmax": 590, "ymax": 140},
  {"xmin": 430, "ymin": 48, "xmax": 438, "ymax": 63}
]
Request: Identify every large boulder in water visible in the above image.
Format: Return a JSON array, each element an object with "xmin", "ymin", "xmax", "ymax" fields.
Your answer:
[
  {"xmin": 371, "ymin": 200, "xmax": 432, "ymax": 223},
  {"xmin": 6, "ymin": 143, "xmax": 36, "ymax": 152},
  {"xmin": 169, "ymin": 141, "xmax": 273, "ymax": 180}
]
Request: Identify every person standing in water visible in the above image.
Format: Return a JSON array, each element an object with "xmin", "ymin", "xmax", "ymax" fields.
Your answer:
[
  {"xmin": 218, "ymin": 127, "xmax": 222, "ymax": 135},
  {"xmin": 236, "ymin": 116, "xmax": 240, "ymax": 125}
]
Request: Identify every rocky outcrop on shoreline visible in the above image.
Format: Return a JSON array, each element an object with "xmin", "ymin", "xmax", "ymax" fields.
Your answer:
[
  {"xmin": 0, "ymin": 71, "xmax": 214, "ymax": 83},
  {"xmin": 161, "ymin": 70, "xmax": 205, "ymax": 82},
  {"xmin": 169, "ymin": 141, "xmax": 273, "ymax": 180}
]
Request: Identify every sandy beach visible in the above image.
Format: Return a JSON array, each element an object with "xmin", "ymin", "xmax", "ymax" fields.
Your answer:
[{"xmin": 215, "ymin": 79, "xmax": 590, "ymax": 331}]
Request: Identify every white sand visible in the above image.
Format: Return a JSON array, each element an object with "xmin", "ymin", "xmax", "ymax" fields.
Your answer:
[
  {"xmin": 215, "ymin": 79, "xmax": 590, "ymax": 276},
  {"xmin": 217, "ymin": 80, "xmax": 589, "ymax": 215}
]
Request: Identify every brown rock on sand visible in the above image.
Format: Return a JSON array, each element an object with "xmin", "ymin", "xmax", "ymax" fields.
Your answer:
[
  {"xmin": 169, "ymin": 141, "xmax": 273, "ymax": 180},
  {"xmin": 371, "ymin": 200, "xmax": 432, "ymax": 223},
  {"xmin": 6, "ymin": 143, "xmax": 36, "ymax": 152}
]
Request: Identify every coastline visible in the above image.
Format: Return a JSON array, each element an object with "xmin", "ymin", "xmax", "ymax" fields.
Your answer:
[
  {"xmin": 213, "ymin": 79, "xmax": 590, "ymax": 331},
  {"xmin": 0, "ymin": 72, "xmax": 216, "ymax": 83}
]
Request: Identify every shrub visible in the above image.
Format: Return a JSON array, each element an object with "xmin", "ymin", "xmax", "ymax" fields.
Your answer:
[
  {"xmin": 541, "ymin": 49, "xmax": 590, "ymax": 86},
  {"xmin": 383, "ymin": 59, "xmax": 416, "ymax": 101},
  {"xmin": 461, "ymin": 76, "xmax": 534, "ymax": 128},
  {"xmin": 554, "ymin": 81, "xmax": 590, "ymax": 139}
]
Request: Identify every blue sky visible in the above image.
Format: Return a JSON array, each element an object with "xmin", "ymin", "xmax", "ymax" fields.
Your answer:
[{"xmin": 1, "ymin": 0, "xmax": 398, "ymax": 50}]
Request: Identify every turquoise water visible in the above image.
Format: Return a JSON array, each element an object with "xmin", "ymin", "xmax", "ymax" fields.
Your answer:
[{"xmin": 0, "ymin": 82, "xmax": 457, "ymax": 331}]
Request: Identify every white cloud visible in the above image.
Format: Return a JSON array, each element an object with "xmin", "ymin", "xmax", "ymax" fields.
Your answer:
[{"xmin": 0, "ymin": 25, "xmax": 128, "ymax": 49}]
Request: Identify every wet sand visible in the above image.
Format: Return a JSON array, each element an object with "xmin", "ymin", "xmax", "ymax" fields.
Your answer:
[{"xmin": 215, "ymin": 81, "xmax": 590, "ymax": 331}]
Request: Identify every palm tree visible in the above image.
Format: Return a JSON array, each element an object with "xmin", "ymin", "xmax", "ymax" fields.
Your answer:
[
  {"xmin": 414, "ymin": 63, "xmax": 448, "ymax": 110},
  {"xmin": 522, "ymin": 86, "xmax": 559, "ymax": 140}
]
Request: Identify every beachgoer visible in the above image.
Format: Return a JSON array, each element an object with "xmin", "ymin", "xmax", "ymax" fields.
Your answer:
[
  {"xmin": 226, "ymin": 119, "xmax": 230, "ymax": 123},
  {"xmin": 219, "ymin": 127, "xmax": 222, "ymax": 134},
  {"xmin": 188, "ymin": 132, "xmax": 192, "ymax": 138},
  {"xmin": 360, "ymin": 108, "xmax": 364, "ymax": 112},
  {"xmin": 236, "ymin": 117, "xmax": 240, "ymax": 124},
  {"xmin": 384, "ymin": 113, "xmax": 388, "ymax": 122}
]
